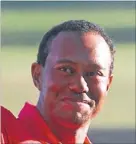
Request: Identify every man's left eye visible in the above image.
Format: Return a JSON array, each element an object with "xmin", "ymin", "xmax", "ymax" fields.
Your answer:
[{"xmin": 86, "ymin": 71, "xmax": 103, "ymax": 77}]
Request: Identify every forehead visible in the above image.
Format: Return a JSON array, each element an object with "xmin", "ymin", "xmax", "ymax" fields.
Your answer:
[{"xmin": 47, "ymin": 31, "xmax": 111, "ymax": 68}]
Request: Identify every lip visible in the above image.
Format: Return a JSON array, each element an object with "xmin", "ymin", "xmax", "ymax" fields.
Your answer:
[{"xmin": 61, "ymin": 97, "xmax": 91, "ymax": 105}]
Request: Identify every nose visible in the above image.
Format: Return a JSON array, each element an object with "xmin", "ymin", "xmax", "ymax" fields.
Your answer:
[{"xmin": 69, "ymin": 75, "xmax": 89, "ymax": 94}]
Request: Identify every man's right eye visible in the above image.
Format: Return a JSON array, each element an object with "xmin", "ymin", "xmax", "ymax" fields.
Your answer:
[{"xmin": 58, "ymin": 66, "xmax": 75, "ymax": 75}]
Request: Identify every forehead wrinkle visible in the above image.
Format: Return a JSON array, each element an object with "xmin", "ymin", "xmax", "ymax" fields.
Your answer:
[{"xmin": 53, "ymin": 57, "xmax": 106, "ymax": 71}]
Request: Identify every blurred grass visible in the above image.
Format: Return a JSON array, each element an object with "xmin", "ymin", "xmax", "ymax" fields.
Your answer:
[
  {"xmin": 1, "ymin": 44, "xmax": 135, "ymax": 128},
  {"xmin": 2, "ymin": 9, "xmax": 135, "ymax": 33}
]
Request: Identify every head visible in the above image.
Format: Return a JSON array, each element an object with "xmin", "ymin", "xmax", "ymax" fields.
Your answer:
[{"xmin": 31, "ymin": 20, "xmax": 115, "ymax": 128}]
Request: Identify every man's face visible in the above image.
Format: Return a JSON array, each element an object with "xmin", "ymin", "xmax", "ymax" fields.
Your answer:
[{"xmin": 32, "ymin": 32, "xmax": 113, "ymax": 127}]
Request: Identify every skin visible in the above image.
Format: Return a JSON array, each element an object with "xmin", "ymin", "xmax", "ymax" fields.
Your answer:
[{"xmin": 31, "ymin": 31, "xmax": 113, "ymax": 144}]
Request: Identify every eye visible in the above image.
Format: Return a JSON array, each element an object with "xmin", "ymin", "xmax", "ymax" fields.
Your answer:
[
  {"xmin": 58, "ymin": 66, "xmax": 75, "ymax": 75},
  {"xmin": 97, "ymin": 71, "xmax": 103, "ymax": 76},
  {"xmin": 86, "ymin": 72, "xmax": 96, "ymax": 77},
  {"xmin": 86, "ymin": 71, "xmax": 103, "ymax": 77}
]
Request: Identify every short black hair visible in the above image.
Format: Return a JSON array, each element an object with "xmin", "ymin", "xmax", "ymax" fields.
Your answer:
[{"xmin": 37, "ymin": 20, "xmax": 116, "ymax": 74}]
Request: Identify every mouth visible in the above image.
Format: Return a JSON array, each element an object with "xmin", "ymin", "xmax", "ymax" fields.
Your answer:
[{"xmin": 61, "ymin": 97, "xmax": 95, "ymax": 108}]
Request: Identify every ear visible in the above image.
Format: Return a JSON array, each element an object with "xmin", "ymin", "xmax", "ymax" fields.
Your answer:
[
  {"xmin": 107, "ymin": 74, "xmax": 113, "ymax": 91},
  {"xmin": 31, "ymin": 62, "xmax": 42, "ymax": 91}
]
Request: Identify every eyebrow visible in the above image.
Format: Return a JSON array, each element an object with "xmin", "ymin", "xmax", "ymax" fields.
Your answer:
[
  {"xmin": 56, "ymin": 59, "xmax": 77, "ymax": 65},
  {"xmin": 56, "ymin": 59, "xmax": 106, "ymax": 70},
  {"xmin": 89, "ymin": 63, "xmax": 106, "ymax": 70}
]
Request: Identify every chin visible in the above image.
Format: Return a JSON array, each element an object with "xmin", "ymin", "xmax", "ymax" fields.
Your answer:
[
  {"xmin": 52, "ymin": 110, "xmax": 91, "ymax": 128},
  {"xmin": 73, "ymin": 111, "xmax": 91, "ymax": 125}
]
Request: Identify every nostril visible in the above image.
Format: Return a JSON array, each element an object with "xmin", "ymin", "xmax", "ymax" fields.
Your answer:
[{"xmin": 69, "ymin": 84, "xmax": 89, "ymax": 94}]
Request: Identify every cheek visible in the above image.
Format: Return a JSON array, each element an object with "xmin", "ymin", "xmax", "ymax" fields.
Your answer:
[
  {"xmin": 47, "ymin": 68, "xmax": 73, "ymax": 93},
  {"xmin": 42, "ymin": 68, "xmax": 70, "ymax": 108},
  {"xmin": 88, "ymin": 78, "xmax": 109, "ymax": 117},
  {"xmin": 42, "ymin": 68, "xmax": 65, "ymax": 92},
  {"xmin": 88, "ymin": 77, "xmax": 108, "ymax": 103}
]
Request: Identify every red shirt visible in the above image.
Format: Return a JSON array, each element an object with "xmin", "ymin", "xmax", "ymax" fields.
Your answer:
[{"xmin": 1, "ymin": 102, "xmax": 92, "ymax": 144}]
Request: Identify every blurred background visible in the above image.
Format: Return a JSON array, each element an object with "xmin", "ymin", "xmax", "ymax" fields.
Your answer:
[{"xmin": 1, "ymin": 1, "xmax": 135, "ymax": 143}]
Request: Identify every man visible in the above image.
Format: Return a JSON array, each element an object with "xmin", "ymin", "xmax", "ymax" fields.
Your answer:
[{"xmin": 1, "ymin": 20, "xmax": 115, "ymax": 144}]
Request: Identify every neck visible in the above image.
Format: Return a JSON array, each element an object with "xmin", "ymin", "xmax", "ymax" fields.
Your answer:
[{"xmin": 48, "ymin": 119, "xmax": 90, "ymax": 144}]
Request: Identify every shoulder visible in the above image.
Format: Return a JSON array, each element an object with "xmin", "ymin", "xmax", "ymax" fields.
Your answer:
[
  {"xmin": 1, "ymin": 106, "xmax": 17, "ymax": 143},
  {"xmin": 1, "ymin": 106, "xmax": 16, "ymax": 117},
  {"xmin": 1, "ymin": 106, "xmax": 16, "ymax": 124}
]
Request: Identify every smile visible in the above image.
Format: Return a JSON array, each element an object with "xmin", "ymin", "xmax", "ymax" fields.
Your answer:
[{"xmin": 61, "ymin": 97, "xmax": 95, "ymax": 107}]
